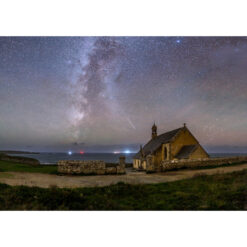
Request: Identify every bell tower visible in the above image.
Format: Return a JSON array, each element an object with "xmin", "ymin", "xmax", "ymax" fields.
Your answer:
[{"xmin": 152, "ymin": 122, "xmax": 157, "ymax": 139}]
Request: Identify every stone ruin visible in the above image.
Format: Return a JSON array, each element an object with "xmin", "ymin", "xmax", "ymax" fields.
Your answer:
[{"xmin": 57, "ymin": 156, "xmax": 126, "ymax": 175}]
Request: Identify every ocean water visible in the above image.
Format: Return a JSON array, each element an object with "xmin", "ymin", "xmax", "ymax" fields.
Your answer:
[
  {"xmin": 209, "ymin": 153, "xmax": 247, "ymax": 158},
  {"xmin": 9, "ymin": 152, "xmax": 135, "ymax": 164},
  {"xmin": 8, "ymin": 152, "xmax": 247, "ymax": 165}
]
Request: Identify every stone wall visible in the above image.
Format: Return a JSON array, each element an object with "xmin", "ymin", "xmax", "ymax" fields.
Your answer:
[
  {"xmin": 57, "ymin": 156, "xmax": 126, "ymax": 175},
  {"xmin": 145, "ymin": 155, "xmax": 247, "ymax": 173},
  {"xmin": 117, "ymin": 156, "xmax": 126, "ymax": 174}
]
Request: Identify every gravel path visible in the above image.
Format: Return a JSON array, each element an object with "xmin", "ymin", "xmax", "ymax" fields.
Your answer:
[{"xmin": 0, "ymin": 164, "xmax": 247, "ymax": 188}]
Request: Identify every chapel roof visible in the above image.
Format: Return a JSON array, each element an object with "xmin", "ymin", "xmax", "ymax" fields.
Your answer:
[
  {"xmin": 133, "ymin": 127, "xmax": 182, "ymax": 159},
  {"xmin": 175, "ymin": 145, "xmax": 198, "ymax": 159}
]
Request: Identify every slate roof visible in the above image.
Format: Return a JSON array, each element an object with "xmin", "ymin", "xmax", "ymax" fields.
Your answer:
[
  {"xmin": 133, "ymin": 127, "xmax": 182, "ymax": 159},
  {"xmin": 175, "ymin": 145, "xmax": 198, "ymax": 159}
]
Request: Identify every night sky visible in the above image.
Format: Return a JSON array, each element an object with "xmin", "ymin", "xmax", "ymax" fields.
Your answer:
[{"xmin": 1, "ymin": 37, "xmax": 247, "ymax": 153}]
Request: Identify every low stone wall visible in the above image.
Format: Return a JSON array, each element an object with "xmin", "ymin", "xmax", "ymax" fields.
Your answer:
[
  {"xmin": 146, "ymin": 156, "xmax": 247, "ymax": 173},
  {"xmin": 57, "ymin": 156, "xmax": 126, "ymax": 175}
]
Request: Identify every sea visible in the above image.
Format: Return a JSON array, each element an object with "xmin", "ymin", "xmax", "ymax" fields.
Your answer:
[
  {"xmin": 9, "ymin": 152, "xmax": 135, "ymax": 164},
  {"xmin": 7, "ymin": 152, "xmax": 247, "ymax": 165}
]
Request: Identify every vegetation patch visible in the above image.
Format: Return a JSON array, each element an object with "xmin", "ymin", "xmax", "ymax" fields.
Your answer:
[
  {"xmin": 0, "ymin": 169, "xmax": 246, "ymax": 210},
  {"xmin": 0, "ymin": 160, "xmax": 57, "ymax": 174},
  {"xmin": 0, "ymin": 153, "xmax": 40, "ymax": 165},
  {"xmin": 0, "ymin": 173, "xmax": 14, "ymax": 178}
]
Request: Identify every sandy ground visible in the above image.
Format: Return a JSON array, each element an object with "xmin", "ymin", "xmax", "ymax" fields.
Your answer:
[{"xmin": 0, "ymin": 164, "xmax": 247, "ymax": 188}]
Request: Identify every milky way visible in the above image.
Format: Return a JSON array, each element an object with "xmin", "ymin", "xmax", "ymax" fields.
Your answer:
[{"xmin": 0, "ymin": 37, "xmax": 247, "ymax": 152}]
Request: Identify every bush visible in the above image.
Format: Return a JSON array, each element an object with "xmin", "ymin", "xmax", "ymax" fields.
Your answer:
[{"xmin": 0, "ymin": 169, "xmax": 246, "ymax": 210}]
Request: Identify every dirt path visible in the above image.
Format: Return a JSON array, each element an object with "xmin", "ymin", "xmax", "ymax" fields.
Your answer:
[{"xmin": 1, "ymin": 164, "xmax": 247, "ymax": 188}]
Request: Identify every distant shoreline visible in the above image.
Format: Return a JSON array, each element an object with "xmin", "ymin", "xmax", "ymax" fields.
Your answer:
[
  {"xmin": 0, "ymin": 150, "xmax": 40, "ymax": 154},
  {"xmin": 3, "ymin": 152, "xmax": 247, "ymax": 166}
]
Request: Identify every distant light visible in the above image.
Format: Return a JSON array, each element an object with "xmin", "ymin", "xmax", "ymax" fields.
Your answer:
[
  {"xmin": 176, "ymin": 39, "xmax": 181, "ymax": 44},
  {"xmin": 113, "ymin": 151, "xmax": 120, "ymax": 154},
  {"xmin": 124, "ymin": 150, "xmax": 131, "ymax": 154},
  {"xmin": 79, "ymin": 151, "xmax": 84, "ymax": 154},
  {"xmin": 68, "ymin": 151, "xmax": 72, "ymax": 155}
]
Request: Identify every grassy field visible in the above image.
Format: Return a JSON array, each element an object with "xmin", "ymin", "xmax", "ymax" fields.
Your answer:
[
  {"xmin": 0, "ymin": 160, "xmax": 57, "ymax": 174},
  {"xmin": 0, "ymin": 169, "xmax": 246, "ymax": 210}
]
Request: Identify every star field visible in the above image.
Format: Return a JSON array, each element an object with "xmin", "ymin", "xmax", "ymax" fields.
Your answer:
[{"xmin": 0, "ymin": 37, "xmax": 247, "ymax": 152}]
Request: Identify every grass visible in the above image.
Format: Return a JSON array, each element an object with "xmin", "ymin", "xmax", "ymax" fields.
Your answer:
[
  {"xmin": 0, "ymin": 169, "xmax": 246, "ymax": 210},
  {"xmin": 0, "ymin": 160, "xmax": 57, "ymax": 174},
  {"xmin": 0, "ymin": 153, "xmax": 40, "ymax": 165},
  {"xmin": 0, "ymin": 173, "xmax": 14, "ymax": 178}
]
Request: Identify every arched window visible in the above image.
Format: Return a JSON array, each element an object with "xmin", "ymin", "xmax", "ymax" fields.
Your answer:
[{"xmin": 164, "ymin": 147, "xmax": 167, "ymax": 160}]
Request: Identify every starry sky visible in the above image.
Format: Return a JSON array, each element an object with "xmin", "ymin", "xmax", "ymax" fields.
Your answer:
[{"xmin": 1, "ymin": 37, "xmax": 247, "ymax": 153}]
